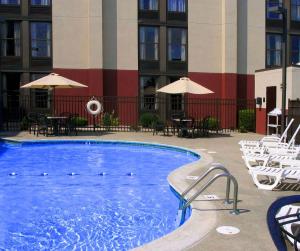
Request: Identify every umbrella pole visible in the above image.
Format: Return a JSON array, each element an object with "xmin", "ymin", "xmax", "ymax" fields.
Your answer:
[
  {"xmin": 184, "ymin": 94, "xmax": 186, "ymax": 117},
  {"xmin": 52, "ymin": 87, "xmax": 55, "ymax": 115}
]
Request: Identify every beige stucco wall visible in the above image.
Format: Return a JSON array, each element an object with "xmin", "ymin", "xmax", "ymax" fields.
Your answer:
[
  {"xmin": 188, "ymin": 0, "xmax": 222, "ymax": 73},
  {"xmin": 237, "ymin": 0, "xmax": 265, "ymax": 75},
  {"xmin": 291, "ymin": 68, "xmax": 300, "ymax": 100},
  {"xmin": 53, "ymin": 0, "xmax": 103, "ymax": 69},
  {"xmin": 88, "ymin": 0, "xmax": 103, "ymax": 69},
  {"xmin": 222, "ymin": 0, "xmax": 237, "ymax": 74},
  {"xmin": 254, "ymin": 67, "xmax": 300, "ymax": 109},
  {"xmin": 102, "ymin": 0, "xmax": 138, "ymax": 70},
  {"xmin": 53, "ymin": 0, "xmax": 265, "ymax": 74}
]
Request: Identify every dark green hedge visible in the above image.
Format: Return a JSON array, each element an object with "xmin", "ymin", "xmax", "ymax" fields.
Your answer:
[
  {"xmin": 239, "ymin": 109, "xmax": 255, "ymax": 132},
  {"xmin": 71, "ymin": 117, "xmax": 88, "ymax": 127},
  {"xmin": 207, "ymin": 117, "xmax": 220, "ymax": 131},
  {"xmin": 102, "ymin": 113, "xmax": 120, "ymax": 127},
  {"xmin": 140, "ymin": 113, "xmax": 159, "ymax": 128}
]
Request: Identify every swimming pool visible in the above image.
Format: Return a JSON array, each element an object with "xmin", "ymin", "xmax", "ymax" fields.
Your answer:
[{"xmin": 0, "ymin": 140, "xmax": 199, "ymax": 250}]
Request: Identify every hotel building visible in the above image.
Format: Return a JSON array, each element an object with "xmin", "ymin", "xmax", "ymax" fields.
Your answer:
[{"xmin": 1, "ymin": 0, "xmax": 300, "ymax": 133}]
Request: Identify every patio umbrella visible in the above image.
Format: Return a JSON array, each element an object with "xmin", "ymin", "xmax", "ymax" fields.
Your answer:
[
  {"xmin": 156, "ymin": 77, "xmax": 214, "ymax": 117},
  {"xmin": 156, "ymin": 77, "xmax": 214, "ymax": 95},
  {"xmin": 20, "ymin": 73, "xmax": 88, "ymax": 114},
  {"xmin": 20, "ymin": 73, "xmax": 88, "ymax": 89}
]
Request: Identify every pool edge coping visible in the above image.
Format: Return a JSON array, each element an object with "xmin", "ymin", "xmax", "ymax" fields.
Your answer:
[
  {"xmin": 1, "ymin": 138, "xmax": 217, "ymax": 251},
  {"xmin": 133, "ymin": 149, "xmax": 216, "ymax": 251}
]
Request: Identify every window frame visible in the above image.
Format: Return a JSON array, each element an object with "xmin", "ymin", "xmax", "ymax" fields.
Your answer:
[
  {"xmin": 0, "ymin": 0, "xmax": 20, "ymax": 6},
  {"xmin": 167, "ymin": 27, "xmax": 187, "ymax": 62},
  {"xmin": 139, "ymin": 75, "xmax": 159, "ymax": 111},
  {"xmin": 1, "ymin": 21, "xmax": 21, "ymax": 57},
  {"xmin": 266, "ymin": 0, "xmax": 283, "ymax": 20},
  {"xmin": 266, "ymin": 33, "xmax": 283, "ymax": 68},
  {"xmin": 290, "ymin": 34, "xmax": 300, "ymax": 65},
  {"xmin": 30, "ymin": 73, "xmax": 51, "ymax": 109},
  {"xmin": 30, "ymin": 0, "xmax": 51, "ymax": 6},
  {"xmin": 138, "ymin": 0, "xmax": 159, "ymax": 12},
  {"xmin": 139, "ymin": 26, "xmax": 160, "ymax": 62},
  {"xmin": 291, "ymin": 0, "xmax": 300, "ymax": 21},
  {"xmin": 167, "ymin": 0, "xmax": 186, "ymax": 13},
  {"xmin": 30, "ymin": 21, "xmax": 52, "ymax": 59}
]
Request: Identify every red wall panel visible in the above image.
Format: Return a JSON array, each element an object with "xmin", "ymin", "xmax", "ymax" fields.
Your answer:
[
  {"xmin": 188, "ymin": 72, "xmax": 255, "ymax": 100},
  {"xmin": 256, "ymin": 108, "xmax": 267, "ymax": 134},
  {"xmin": 54, "ymin": 68, "xmax": 103, "ymax": 96}
]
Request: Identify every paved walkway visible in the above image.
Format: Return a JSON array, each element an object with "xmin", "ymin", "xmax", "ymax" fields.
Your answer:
[{"xmin": 1, "ymin": 131, "xmax": 298, "ymax": 251}]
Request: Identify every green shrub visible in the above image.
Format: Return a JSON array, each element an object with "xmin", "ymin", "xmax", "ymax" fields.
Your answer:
[
  {"xmin": 102, "ymin": 113, "xmax": 111, "ymax": 127},
  {"xmin": 71, "ymin": 117, "xmax": 88, "ymax": 127},
  {"xmin": 139, "ymin": 113, "xmax": 159, "ymax": 128},
  {"xmin": 102, "ymin": 112, "xmax": 120, "ymax": 127},
  {"xmin": 239, "ymin": 109, "xmax": 255, "ymax": 132},
  {"xmin": 207, "ymin": 117, "xmax": 220, "ymax": 131}
]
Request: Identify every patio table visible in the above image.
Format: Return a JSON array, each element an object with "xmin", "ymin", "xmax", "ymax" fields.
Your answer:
[
  {"xmin": 172, "ymin": 118, "xmax": 193, "ymax": 137},
  {"xmin": 47, "ymin": 116, "xmax": 67, "ymax": 136}
]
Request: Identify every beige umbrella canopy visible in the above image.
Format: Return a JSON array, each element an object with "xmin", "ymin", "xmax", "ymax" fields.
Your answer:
[
  {"xmin": 20, "ymin": 73, "xmax": 87, "ymax": 114},
  {"xmin": 156, "ymin": 77, "xmax": 214, "ymax": 95},
  {"xmin": 20, "ymin": 73, "xmax": 88, "ymax": 89}
]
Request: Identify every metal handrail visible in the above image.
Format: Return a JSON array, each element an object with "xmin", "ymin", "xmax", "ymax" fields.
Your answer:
[
  {"xmin": 180, "ymin": 164, "xmax": 231, "ymax": 204},
  {"xmin": 177, "ymin": 165, "xmax": 240, "ymax": 226},
  {"xmin": 180, "ymin": 173, "xmax": 239, "ymax": 215}
]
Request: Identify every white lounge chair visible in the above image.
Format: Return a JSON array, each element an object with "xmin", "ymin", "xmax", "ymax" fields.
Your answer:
[
  {"xmin": 240, "ymin": 124, "xmax": 300, "ymax": 156},
  {"xmin": 249, "ymin": 165, "xmax": 300, "ymax": 190},
  {"xmin": 242, "ymin": 153, "xmax": 297, "ymax": 169},
  {"xmin": 276, "ymin": 205, "xmax": 300, "ymax": 250},
  {"xmin": 239, "ymin": 119, "xmax": 295, "ymax": 148}
]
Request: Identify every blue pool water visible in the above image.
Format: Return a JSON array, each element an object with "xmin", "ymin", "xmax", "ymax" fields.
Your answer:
[{"xmin": 0, "ymin": 141, "xmax": 199, "ymax": 250}]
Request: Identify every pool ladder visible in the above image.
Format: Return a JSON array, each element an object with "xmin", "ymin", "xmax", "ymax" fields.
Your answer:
[{"xmin": 177, "ymin": 164, "xmax": 240, "ymax": 226}]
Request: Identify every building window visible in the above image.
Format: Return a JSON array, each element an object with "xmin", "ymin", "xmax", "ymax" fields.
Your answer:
[
  {"xmin": 266, "ymin": 0, "xmax": 282, "ymax": 20},
  {"xmin": 31, "ymin": 0, "xmax": 51, "ymax": 6},
  {"xmin": 168, "ymin": 0, "xmax": 186, "ymax": 12},
  {"xmin": 168, "ymin": 28, "xmax": 187, "ymax": 62},
  {"xmin": 0, "ymin": 0, "xmax": 20, "ymax": 5},
  {"xmin": 291, "ymin": 35, "xmax": 300, "ymax": 64},
  {"xmin": 31, "ymin": 74, "xmax": 50, "ymax": 109},
  {"xmin": 139, "ymin": 0, "xmax": 158, "ymax": 11},
  {"xmin": 140, "ymin": 76, "xmax": 158, "ymax": 111},
  {"xmin": 292, "ymin": 0, "xmax": 300, "ymax": 21},
  {"xmin": 31, "ymin": 0, "xmax": 51, "ymax": 5},
  {"xmin": 31, "ymin": 22, "xmax": 51, "ymax": 58},
  {"xmin": 1, "ymin": 22, "xmax": 20, "ymax": 56},
  {"xmin": 139, "ymin": 26, "xmax": 159, "ymax": 61},
  {"xmin": 171, "ymin": 94, "xmax": 183, "ymax": 111},
  {"xmin": 266, "ymin": 33, "xmax": 282, "ymax": 67}
]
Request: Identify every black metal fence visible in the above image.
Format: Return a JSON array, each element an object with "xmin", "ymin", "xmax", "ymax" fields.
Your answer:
[
  {"xmin": 2, "ymin": 95, "xmax": 256, "ymax": 133},
  {"xmin": 288, "ymin": 99, "xmax": 300, "ymax": 144}
]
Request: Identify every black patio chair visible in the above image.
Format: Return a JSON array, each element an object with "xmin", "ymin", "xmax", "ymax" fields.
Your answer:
[
  {"xmin": 267, "ymin": 195, "xmax": 300, "ymax": 251},
  {"xmin": 171, "ymin": 112, "xmax": 184, "ymax": 135},
  {"xmin": 67, "ymin": 113, "xmax": 79, "ymax": 136},
  {"xmin": 192, "ymin": 116, "xmax": 210, "ymax": 137},
  {"xmin": 59, "ymin": 112, "xmax": 78, "ymax": 136},
  {"xmin": 58, "ymin": 112, "xmax": 72, "ymax": 135},
  {"xmin": 152, "ymin": 120, "xmax": 167, "ymax": 136},
  {"xmin": 36, "ymin": 113, "xmax": 52, "ymax": 137},
  {"xmin": 27, "ymin": 112, "xmax": 39, "ymax": 135}
]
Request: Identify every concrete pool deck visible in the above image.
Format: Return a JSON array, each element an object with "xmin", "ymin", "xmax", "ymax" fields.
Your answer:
[{"xmin": 1, "ymin": 131, "xmax": 299, "ymax": 251}]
